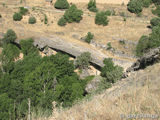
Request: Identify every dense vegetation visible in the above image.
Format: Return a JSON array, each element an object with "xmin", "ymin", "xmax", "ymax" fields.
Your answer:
[
  {"xmin": 95, "ymin": 11, "xmax": 109, "ymax": 26},
  {"xmin": 13, "ymin": 12, "xmax": 23, "ymax": 21},
  {"xmin": 87, "ymin": 0, "xmax": 98, "ymax": 12},
  {"xmin": 0, "ymin": 30, "xmax": 89, "ymax": 119},
  {"xmin": 28, "ymin": 16, "xmax": 36, "ymax": 24},
  {"xmin": 127, "ymin": 0, "xmax": 143, "ymax": 14},
  {"xmin": 150, "ymin": 17, "xmax": 160, "ymax": 27},
  {"xmin": 54, "ymin": 0, "xmax": 69, "ymax": 9}
]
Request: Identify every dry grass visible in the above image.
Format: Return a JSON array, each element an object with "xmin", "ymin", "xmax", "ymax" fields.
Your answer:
[{"xmin": 48, "ymin": 63, "xmax": 160, "ymax": 120}]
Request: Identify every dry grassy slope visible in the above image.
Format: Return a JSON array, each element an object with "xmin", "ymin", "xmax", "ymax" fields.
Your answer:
[{"xmin": 48, "ymin": 63, "xmax": 160, "ymax": 120}]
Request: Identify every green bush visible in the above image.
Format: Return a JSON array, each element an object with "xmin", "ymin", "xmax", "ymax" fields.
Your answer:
[
  {"xmin": 13, "ymin": 12, "xmax": 22, "ymax": 21},
  {"xmin": 136, "ymin": 35, "xmax": 150, "ymax": 56},
  {"xmin": 75, "ymin": 52, "xmax": 92, "ymax": 69},
  {"xmin": 88, "ymin": 0, "xmax": 98, "ymax": 12},
  {"xmin": 44, "ymin": 14, "xmax": 48, "ymax": 24},
  {"xmin": 2, "ymin": 29, "xmax": 17, "ymax": 44},
  {"xmin": 152, "ymin": 6, "xmax": 160, "ymax": 17},
  {"xmin": 150, "ymin": 17, "xmax": 160, "ymax": 27},
  {"xmin": 101, "ymin": 58, "xmax": 123, "ymax": 83},
  {"xmin": 152, "ymin": 0, "xmax": 160, "ymax": 5},
  {"xmin": 28, "ymin": 16, "xmax": 36, "ymax": 24},
  {"xmin": 142, "ymin": 0, "xmax": 152, "ymax": 8},
  {"xmin": 105, "ymin": 10, "xmax": 112, "ymax": 16},
  {"xmin": 127, "ymin": 0, "xmax": 143, "ymax": 14},
  {"xmin": 64, "ymin": 4, "xmax": 83, "ymax": 23},
  {"xmin": 85, "ymin": 32, "xmax": 94, "ymax": 43},
  {"xmin": 58, "ymin": 17, "xmax": 67, "ymax": 26},
  {"xmin": 95, "ymin": 11, "xmax": 109, "ymax": 26},
  {"xmin": 54, "ymin": 0, "xmax": 69, "ymax": 9},
  {"xmin": 19, "ymin": 7, "xmax": 28, "ymax": 15}
]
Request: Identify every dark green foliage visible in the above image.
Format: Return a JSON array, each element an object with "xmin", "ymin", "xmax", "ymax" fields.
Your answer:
[
  {"xmin": 85, "ymin": 32, "xmax": 94, "ymax": 43},
  {"xmin": 101, "ymin": 58, "xmax": 123, "ymax": 83},
  {"xmin": 88, "ymin": 0, "xmax": 98, "ymax": 12},
  {"xmin": 106, "ymin": 42, "xmax": 112, "ymax": 50},
  {"xmin": 19, "ymin": 7, "xmax": 28, "ymax": 15},
  {"xmin": 44, "ymin": 14, "xmax": 48, "ymax": 24},
  {"xmin": 13, "ymin": 12, "xmax": 23, "ymax": 21},
  {"xmin": 54, "ymin": 0, "xmax": 69, "ymax": 9},
  {"xmin": 127, "ymin": 0, "xmax": 143, "ymax": 14},
  {"xmin": 105, "ymin": 10, "xmax": 112, "ymax": 16},
  {"xmin": 75, "ymin": 52, "xmax": 92, "ymax": 69},
  {"xmin": 152, "ymin": 6, "xmax": 160, "ymax": 17},
  {"xmin": 150, "ymin": 17, "xmax": 160, "ymax": 27},
  {"xmin": 152, "ymin": 0, "xmax": 160, "ymax": 5},
  {"xmin": 2, "ymin": 29, "xmax": 17, "ymax": 44},
  {"xmin": 28, "ymin": 16, "xmax": 36, "ymax": 24},
  {"xmin": 95, "ymin": 11, "xmax": 109, "ymax": 26},
  {"xmin": 64, "ymin": 4, "xmax": 83, "ymax": 23},
  {"xmin": 142, "ymin": 0, "xmax": 152, "ymax": 8},
  {"xmin": 20, "ymin": 38, "xmax": 38, "ymax": 56},
  {"xmin": 136, "ymin": 35, "xmax": 150, "ymax": 56},
  {"xmin": 58, "ymin": 17, "xmax": 67, "ymax": 26}
]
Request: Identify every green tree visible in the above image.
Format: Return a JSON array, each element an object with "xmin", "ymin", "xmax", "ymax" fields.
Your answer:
[
  {"xmin": 75, "ymin": 52, "xmax": 92, "ymax": 69},
  {"xmin": 13, "ymin": 12, "xmax": 23, "ymax": 21},
  {"xmin": 101, "ymin": 58, "xmax": 123, "ymax": 83},
  {"xmin": 150, "ymin": 17, "xmax": 160, "ymax": 27},
  {"xmin": 58, "ymin": 17, "xmax": 67, "ymax": 26},
  {"xmin": 127, "ymin": 0, "xmax": 143, "ymax": 14},
  {"xmin": 152, "ymin": 0, "xmax": 160, "ymax": 5},
  {"xmin": 88, "ymin": 0, "xmax": 98, "ymax": 12},
  {"xmin": 28, "ymin": 16, "xmax": 36, "ymax": 24},
  {"xmin": 54, "ymin": 0, "xmax": 69, "ymax": 9},
  {"xmin": 85, "ymin": 32, "xmax": 94, "ymax": 43},
  {"xmin": 95, "ymin": 11, "xmax": 109, "ymax": 26},
  {"xmin": 2, "ymin": 29, "xmax": 17, "ymax": 44},
  {"xmin": 141, "ymin": 0, "xmax": 152, "ymax": 8},
  {"xmin": 64, "ymin": 4, "xmax": 83, "ymax": 23},
  {"xmin": 19, "ymin": 7, "xmax": 28, "ymax": 15},
  {"xmin": 152, "ymin": 6, "xmax": 160, "ymax": 17}
]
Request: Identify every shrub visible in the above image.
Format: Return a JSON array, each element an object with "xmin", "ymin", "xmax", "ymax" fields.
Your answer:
[
  {"xmin": 142, "ymin": 0, "xmax": 152, "ymax": 8},
  {"xmin": 2, "ymin": 29, "xmax": 17, "ymax": 44},
  {"xmin": 64, "ymin": 4, "xmax": 83, "ymax": 23},
  {"xmin": 101, "ymin": 58, "xmax": 123, "ymax": 83},
  {"xmin": 58, "ymin": 17, "xmax": 67, "ymax": 26},
  {"xmin": 85, "ymin": 32, "xmax": 94, "ymax": 43},
  {"xmin": 105, "ymin": 10, "xmax": 112, "ymax": 16},
  {"xmin": 152, "ymin": 6, "xmax": 160, "ymax": 17},
  {"xmin": 106, "ymin": 42, "xmax": 112, "ymax": 50},
  {"xmin": 136, "ymin": 35, "xmax": 150, "ymax": 56},
  {"xmin": 95, "ymin": 11, "xmax": 109, "ymax": 26},
  {"xmin": 150, "ymin": 17, "xmax": 160, "ymax": 27},
  {"xmin": 127, "ymin": 0, "xmax": 143, "ymax": 14},
  {"xmin": 19, "ymin": 7, "xmax": 28, "ymax": 15},
  {"xmin": 44, "ymin": 14, "xmax": 48, "ymax": 24},
  {"xmin": 54, "ymin": 0, "xmax": 69, "ymax": 9},
  {"xmin": 75, "ymin": 52, "xmax": 92, "ymax": 69},
  {"xmin": 88, "ymin": 0, "xmax": 98, "ymax": 12},
  {"xmin": 13, "ymin": 12, "xmax": 23, "ymax": 21},
  {"xmin": 152, "ymin": 0, "xmax": 160, "ymax": 5},
  {"xmin": 28, "ymin": 16, "xmax": 36, "ymax": 24}
]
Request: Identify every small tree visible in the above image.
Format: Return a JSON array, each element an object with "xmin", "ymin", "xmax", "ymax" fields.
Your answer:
[
  {"xmin": 13, "ymin": 12, "xmax": 23, "ymax": 21},
  {"xmin": 54, "ymin": 0, "xmax": 69, "ymax": 9},
  {"xmin": 127, "ymin": 0, "xmax": 143, "ymax": 14},
  {"xmin": 75, "ymin": 52, "xmax": 92, "ymax": 69},
  {"xmin": 152, "ymin": 6, "xmax": 160, "ymax": 17},
  {"xmin": 19, "ymin": 7, "xmax": 28, "ymax": 15},
  {"xmin": 142, "ymin": 0, "xmax": 152, "ymax": 8},
  {"xmin": 2, "ymin": 29, "xmax": 17, "ymax": 44},
  {"xmin": 95, "ymin": 11, "xmax": 109, "ymax": 26},
  {"xmin": 28, "ymin": 16, "xmax": 36, "ymax": 24},
  {"xmin": 105, "ymin": 10, "xmax": 112, "ymax": 16},
  {"xmin": 58, "ymin": 17, "xmax": 67, "ymax": 26},
  {"xmin": 85, "ymin": 32, "xmax": 94, "ymax": 43},
  {"xmin": 150, "ymin": 17, "xmax": 160, "ymax": 27},
  {"xmin": 64, "ymin": 4, "xmax": 83, "ymax": 23},
  {"xmin": 88, "ymin": 0, "xmax": 98, "ymax": 12}
]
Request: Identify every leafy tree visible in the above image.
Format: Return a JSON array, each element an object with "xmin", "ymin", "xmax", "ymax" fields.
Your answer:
[
  {"xmin": 58, "ymin": 17, "xmax": 67, "ymax": 26},
  {"xmin": 150, "ymin": 17, "xmax": 160, "ymax": 27},
  {"xmin": 95, "ymin": 11, "xmax": 109, "ymax": 26},
  {"xmin": 20, "ymin": 38, "xmax": 38, "ymax": 56},
  {"xmin": 152, "ymin": 5, "xmax": 160, "ymax": 17},
  {"xmin": 2, "ymin": 29, "xmax": 17, "ymax": 44},
  {"xmin": 127, "ymin": 0, "xmax": 143, "ymax": 14},
  {"xmin": 85, "ymin": 32, "xmax": 94, "ymax": 43},
  {"xmin": 136, "ymin": 35, "xmax": 150, "ymax": 57},
  {"xmin": 13, "ymin": 12, "xmax": 23, "ymax": 21},
  {"xmin": 75, "ymin": 52, "xmax": 92, "ymax": 69},
  {"xmin": 101, "ymin": 58, "xmax": 123, "ymax": 83},
  {"xmin": 141, "ymin": 0, "xmax": 152, "ymax": 8},
  {"xmin": 19, "ymin": 7, "xmax": 28, "ymax": 15},
  {"xmin": 64, "ymin": 4, "xmax": 83, "ymax": 23},
  {"xmin": 54, "ymin": 0, "xmax": 69, "ymax": 9},
  {"xmin": 28, "ymin": 16, "xmax": 36, "ymax": 24},
  {"xmin": 88, "ymin": 0, "xmax": 98, "ymax": 12}
]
